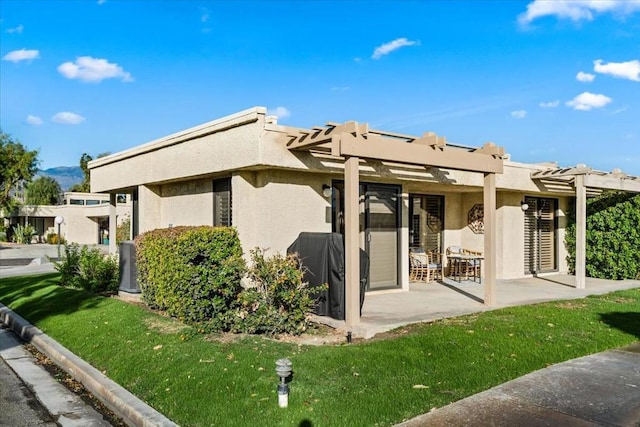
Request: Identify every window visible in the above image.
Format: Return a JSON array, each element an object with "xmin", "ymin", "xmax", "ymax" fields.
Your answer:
[
  {"xmin": 69, "ymin": 199, "xmax": 85, "ymax": 205},
  {"xmin": 86, "ymin": 200, "xmax": 101, "ymax": 205},
  {"xmin": 213, "ymin": 178, "xmax": 231, "ymax": 226},
  {"xmin": 117, "ymin": 194, "xmax": 127, "ymax": 203}
]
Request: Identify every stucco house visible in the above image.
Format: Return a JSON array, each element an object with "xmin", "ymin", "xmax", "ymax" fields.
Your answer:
[
  {"xmin": 88, "ymin": 107, "xmax": 640, "ymax": 329},
  {"xmin": 5, "ymin": 192, "xmax": 131, "ymax": 245}
]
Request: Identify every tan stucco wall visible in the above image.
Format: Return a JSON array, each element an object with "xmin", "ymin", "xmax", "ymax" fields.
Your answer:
[
  {"xmin": 90, "ymin": 108, "xmax": 268, "ymax": 193},
  {"xmin": 234, "ymin": 170, "xmax": 333, "ymax": 258},
  {"xmin": 17, "ymin": 203, "xmax": 130, "ymax": 245}
]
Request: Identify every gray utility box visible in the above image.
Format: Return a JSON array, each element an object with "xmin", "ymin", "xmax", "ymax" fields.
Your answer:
[{"xmin": 118, "ymin": 241, "xmax": 140, "ymax": 293}]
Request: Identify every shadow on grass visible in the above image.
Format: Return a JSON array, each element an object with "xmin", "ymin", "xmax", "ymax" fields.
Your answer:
[
  {"xmin": 599, "ymin": 312, "xmax": 640, "ymax": 339},
  {"xmin": 0, "ymin": 273, "xmax": 102, "ymax": 324}
]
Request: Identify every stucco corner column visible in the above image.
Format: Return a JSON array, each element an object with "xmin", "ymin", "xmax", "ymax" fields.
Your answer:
[
  {"xmin": 483, "ymin": 173, "xmax": 497, "ymax": 306},
  {"xmin": 575, "ymin": 175, "xmax": 587, "ymax": 289},
  {"xmin": 109, "ymin": 193, "xmax": 117, "ymax": 255},
  {"xmin": 344, "ymin": 156, "xmax": 361, "ymax": 330}
]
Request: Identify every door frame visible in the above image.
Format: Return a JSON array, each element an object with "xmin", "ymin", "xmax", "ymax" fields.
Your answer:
[{"xmin": 331, "ymin": 180, "xmax": 402, "ymax": 291}]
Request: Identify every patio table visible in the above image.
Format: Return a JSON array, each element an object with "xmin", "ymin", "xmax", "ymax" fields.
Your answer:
[{"xmin": 448, "ymin": 254, "xmax": 483, "ymax": 283}]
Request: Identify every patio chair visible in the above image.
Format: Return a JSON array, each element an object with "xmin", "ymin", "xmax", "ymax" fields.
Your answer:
[
  {"xmin": 409, "ymin": 249, "xmax": 428, "ymax": 282},
  {"xmin": 426, "ymin": 252, "xmax": 443, "ymax": 282},
  {"xmin": 446, "ymin": 246, "xmax": 482, "ymax": 280}
]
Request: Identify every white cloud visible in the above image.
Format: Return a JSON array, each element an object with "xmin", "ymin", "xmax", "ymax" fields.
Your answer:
[
  {"xmin": 331, "ymin": 86, "xmax": 350, "ymax": 91},
  {"xmin": 52, "ymin": 112, "xmax": 85, "ymax": 125},
  {"xmin": 511, "ymin": 110, "xmax": 527, "ymax": 119},
  {"xmin": 576, "ymin": 71, "xmax": 595, "ymax": 82},
  {"xmin": 518, "ymin": 0, "xmax": 640, "ymax": 25},
  {"xmin": 200, "ymin": 7, "xmax": 210, "ymax": 23},
  {"xmin": 26, "ymin": 115, "xmax": 43, "ymax": 126},
  {"xmin": 372, "ymin": 38, "xmax": 419, "ymax": 60},
  {"xmin": 593, "ymin": 59, "xmax": 640, "ymax": 82},
  {"xmin": 2, "ymin": 49, "xmax": 40, "ymax": 63},
  {"xmin": 539, "ymin": 100, "xmax": 560, "ymax": 108},
  {"xmin": 267, "ymin": 106, "xmax": 291, "ymax": 119},
  {"xmin": 566, "ymin": 92, "xmax": 612, "ymax": 111},
  {"xmin": 6, "ymin": 24, "xmax": 24, "ymax": 34},
  {"xmin": 57, "ymin": 56, "xmax": 133, "ymax": 83},
  {"xmin": 97, "ymin": 0, "xmax": 106, "ymax": 4}
]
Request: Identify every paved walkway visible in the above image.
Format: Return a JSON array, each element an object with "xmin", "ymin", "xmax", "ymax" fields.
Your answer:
[{"xmin": 398, "ymin": 343, "xmax": 640, "ymax": 426}]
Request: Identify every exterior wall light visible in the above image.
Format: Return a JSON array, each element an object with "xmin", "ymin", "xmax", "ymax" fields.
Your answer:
[
  {"xmin": 521, "ymin": 202, "xmax": 529, "ymax": 212},
  {"xmin": 322, "ymin": 184, "xmax": 332, "ymax": 198},
  {"xmin": 275, "ymin": 358, "xmax": 292, "ymax": 408}
]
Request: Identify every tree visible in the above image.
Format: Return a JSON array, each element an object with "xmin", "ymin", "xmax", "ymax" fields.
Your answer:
[
  {"xmin": 25, "ymin": 176, "xmax": 62, "ymax": 205},
  {"xmin": 68, "ymin": 153, "xmax": 92, "ymax": 192},
  {"xmin": 68, "ymin": 152, "xmax": 109, "ymax": 193},
  {"xmin": 0, "ymin": 130, "xmax": 39, "ymax": 214}
]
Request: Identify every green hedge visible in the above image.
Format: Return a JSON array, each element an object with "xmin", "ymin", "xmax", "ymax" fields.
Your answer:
[
  {"xmin": 566, "ymin": 192, "xmax": 640, "ymax": 280},
  {"xmin": 135, "ymin": 226, "xmax": 246, "ymax": 324}
]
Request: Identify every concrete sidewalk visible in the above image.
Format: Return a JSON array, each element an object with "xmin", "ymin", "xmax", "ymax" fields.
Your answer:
[
  {"xmin": 0, "ymin": 323, "xmax": 111, "ymax": 427},
  {"xmin": 398, "ymin": 343, "xmax": 640, "ymax": 426}
]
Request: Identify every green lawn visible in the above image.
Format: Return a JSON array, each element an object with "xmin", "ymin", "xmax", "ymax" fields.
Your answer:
[{"xmin": 1, "ymin": 273, "xmax": 639, "ymax": 426}]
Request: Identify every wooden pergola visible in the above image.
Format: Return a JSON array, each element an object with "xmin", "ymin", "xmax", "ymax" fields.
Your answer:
[
  {"xmin": 285, "ymin": 121, "xmax": 505, "ymax": 330},
  {"xmin": 531, "ymin": 166, "xmax": 640, "ymax": 289}
]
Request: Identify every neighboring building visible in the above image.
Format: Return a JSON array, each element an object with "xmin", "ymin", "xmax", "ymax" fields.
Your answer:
[
  {"xmin": 4, "ymin": 192, "xmax": 131, "ymax": 245},
  {"xmin": 89, "ymin": 107, "xmax": 640, "ymax": 328}
]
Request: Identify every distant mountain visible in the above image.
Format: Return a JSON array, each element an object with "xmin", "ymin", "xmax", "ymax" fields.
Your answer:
[{"xmin": 37, "ymin": 166, "xmax": 83, "ymax": 191}]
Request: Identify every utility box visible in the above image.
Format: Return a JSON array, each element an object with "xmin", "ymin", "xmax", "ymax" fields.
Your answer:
[
  {"xmin": 287, "ymin": 232, "xmax": 368, "ymax": 320},
  {"xmin": 118, "ymin": 241, "xmax": 140, "ymax": 294}
]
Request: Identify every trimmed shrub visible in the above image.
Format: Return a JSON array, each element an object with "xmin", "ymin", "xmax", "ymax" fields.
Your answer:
[
  {"xmin": 46, "ymin": 233, "xmax": 66, "ymax": 245},
  {"xmin": 135, "ymin": 226, "xmax": 246, "ymax": 324},
  {"xmin": 230, "ymin": 248, "xmax": 317, "ymax": 335},
  {"xmin": 55, "ymin": 243, "xmax": 119, "ymax": 293},
  {"xmin": 566, "ymin": 192, "xmax": 640, "ymax": 280}
]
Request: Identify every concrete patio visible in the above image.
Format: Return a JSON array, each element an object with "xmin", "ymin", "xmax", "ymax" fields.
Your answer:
[{"xmin": 318, "ymin": 274, "xmax": 640, "ymax": 339}]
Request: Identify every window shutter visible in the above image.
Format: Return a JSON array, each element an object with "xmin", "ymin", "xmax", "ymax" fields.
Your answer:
[{"xmin": 213, "ymin": 178, "xmax": 231, "ymax": 227}]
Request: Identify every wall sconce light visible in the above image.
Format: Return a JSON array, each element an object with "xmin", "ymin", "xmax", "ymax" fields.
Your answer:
[
  {"xmin": 521, "ymin": 201, "xmax": 529, "ymax": 212},
  {"xmin": 322, "ymin": 184, "xmax": 332, "ymax": 198}
]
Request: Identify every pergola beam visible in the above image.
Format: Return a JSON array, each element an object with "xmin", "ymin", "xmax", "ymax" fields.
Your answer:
[
  {"xmin": 584, "ymin": 174, "xmax": 640, "ymax": 193},
  {"xmin": 338, "ymin": 133, "xmax": 504, "ymax": 174}
]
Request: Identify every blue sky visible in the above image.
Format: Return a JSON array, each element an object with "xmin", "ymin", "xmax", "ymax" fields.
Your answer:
[{"xmin": 1, "ymin": 0, "xmax": 639, "ymax": 175}]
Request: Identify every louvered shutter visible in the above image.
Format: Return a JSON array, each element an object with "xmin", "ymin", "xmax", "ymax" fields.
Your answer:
[{"xmin": 213, "ymin": 178, "xmax": 231, "ymax": 227}]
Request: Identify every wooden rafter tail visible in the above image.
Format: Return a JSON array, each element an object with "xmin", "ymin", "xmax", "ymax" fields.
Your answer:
[
  {"xmin": 476, "ymin": 142, "xmax": 505, "ymax": 157},
  {"xmin": 412, "ymin": 132, "xmax": 445, "ymax": 149},
  {"xmin": 287, "ymin": 126, "xmax": 340, "ymax": 151}
]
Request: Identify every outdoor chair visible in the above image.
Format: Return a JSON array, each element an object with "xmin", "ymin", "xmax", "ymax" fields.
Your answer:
[
  {"xmin": 426, "ymin": 252, "xmax": 443, "ymax": 282},
  {"xmin": 409, "ymin": 249, "xmax": 428, "ymax": 282},
  {"xmin": 410, "ymin": 248, "xmax": 442, "ymax": 283},
  {"xmin": 446, "ymin": 246, "xmax": 482, "ymax": 281}
]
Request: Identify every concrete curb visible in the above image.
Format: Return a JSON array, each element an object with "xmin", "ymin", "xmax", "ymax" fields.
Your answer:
[{"xmin": 0, "ymin": 303, "xmax": 178, "ymax": 427}]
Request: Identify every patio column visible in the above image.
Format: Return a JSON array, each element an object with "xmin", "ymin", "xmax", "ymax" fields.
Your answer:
[
  {"xmin": 483, "ymin": 172, "xmax": 497, "ymax": 306},
  {"xmin": 109, "ymin": 193, "xmax": 117, "ymax": 255},
  {"xmin": 575, "ymin": 175, "xmax": 587, "ymax": 289},
  {"xmin": 344, "ymin": 156, "xmax": 361, "ymax": 329}
]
